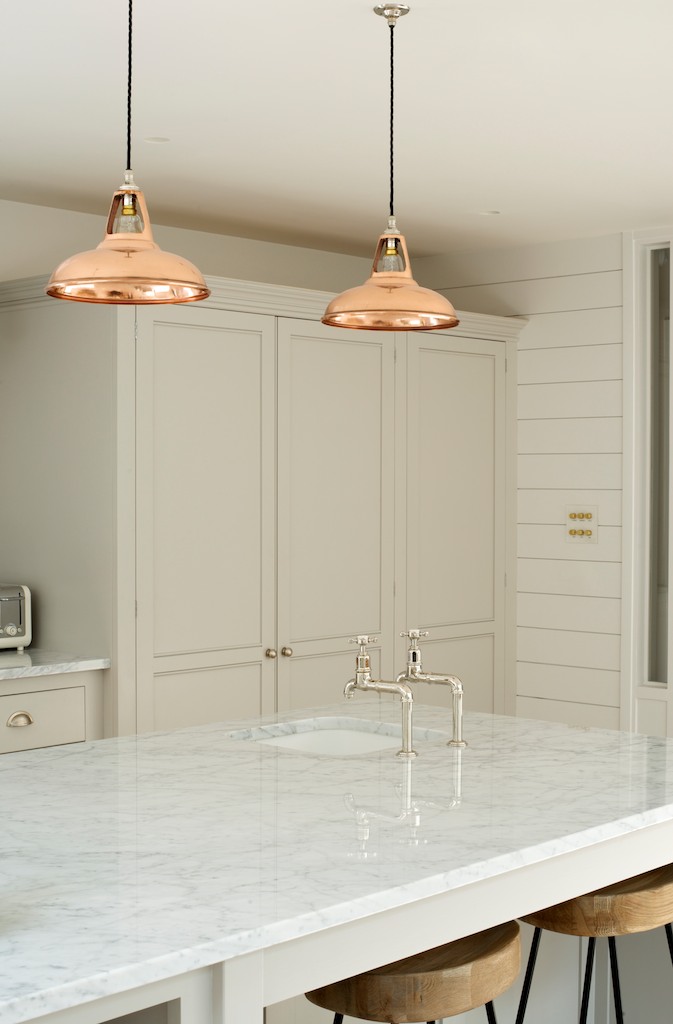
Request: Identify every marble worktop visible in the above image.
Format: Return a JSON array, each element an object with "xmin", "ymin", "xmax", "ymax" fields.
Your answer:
[
  {"xmin": 0, "ymin": 649, "xmax": 110, "ymax": 681},
  {"xmin": 2, "ymin": 700, "xmax": 673, "ymax": 1024}
]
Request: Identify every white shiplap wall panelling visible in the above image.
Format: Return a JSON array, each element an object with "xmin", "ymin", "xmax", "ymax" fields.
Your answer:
[
  {"xmin": 518, "ymin": 344, "xmax": 622, "ymax": 385},
  {"xmin": 517, "ymin": 558, "xmax": 621, "ymax": 599},
  {"xmin": 518, "ymin": 380, "xmax": 622, "ymax": 419},
  {"xmin": 519, "ymin": 454, "xmax": 621, "ymax": 490},
  {"xmin": 518, "ymin": 525, "xmax": 621, "ymax": 562},
  {"xmin": 518, "ymin": 417, "xmax": 622, "ymax": 454},
  {"xmin": 518, "ymin": 627, "xmax": 620, "ymax": 672},
  {"xmin": 518, "ymin": 489, "xmax": 622, "ymax": 526},
  {"xmin": 514, "ymin": 268, "xmax": 624, "ymax": 729},
  {"xmin": 518, "ymin": 306, "xmax": 622, "ymax": 350},
  {"xmin": 517, "ymin": 594, "xmax": 621, "ymax": 635},
  {"xmin": 517, "ymin": 696, "xmax": 620, "ymax": 730},
  {"xmin": 517, "ymin": 662, "xmax": 619, "ymax": 707}
]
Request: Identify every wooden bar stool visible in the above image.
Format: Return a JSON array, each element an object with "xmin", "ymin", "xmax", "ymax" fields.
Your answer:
[
  {"xmin": 306, "ymin": 921, "xmax": 520, "ymax": 1024},
  {"xmin": 515, "ymin": 864, "xmax": 673, "ymax": 1024}
]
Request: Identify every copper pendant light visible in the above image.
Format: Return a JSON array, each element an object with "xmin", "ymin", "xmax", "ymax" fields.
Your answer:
[
  {"xmin": 47, "ymin": 1, "xmax": 209, "ymax": 305},
  {"xmin": 323, "ymin": 3, "xmax": 458, "ymax": 332}
]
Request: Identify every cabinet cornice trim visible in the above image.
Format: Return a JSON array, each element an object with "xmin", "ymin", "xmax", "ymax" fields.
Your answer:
[{"xmin": 0, "ymin": 275, "xmax": 527, "ymax": 340}]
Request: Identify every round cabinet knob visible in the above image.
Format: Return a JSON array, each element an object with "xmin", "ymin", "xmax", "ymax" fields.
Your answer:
[
  {"xmin": 7, "ymin": 710, "xmax": 34, "ymax": 728},
  {"xmin": 265, "ymin": 648, "xmax": 277, "ymax": 659},
  {"xmin": 281, "ymin": 647, "xmax": 293, "ymax": 657},
  {"xmin": 5, "ymin": 624, "xmax": 17, "ymax": 637}
]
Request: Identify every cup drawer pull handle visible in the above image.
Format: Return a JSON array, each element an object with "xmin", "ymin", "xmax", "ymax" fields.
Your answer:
[{"xmin": 7, "ymin": 710, "xmax": 34, "ymax": 728}]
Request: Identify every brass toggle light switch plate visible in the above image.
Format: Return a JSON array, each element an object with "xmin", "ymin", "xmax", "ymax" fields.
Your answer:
[{"xmin": 565, "ymin": 505, "xmax": 598, "ymax": 543}]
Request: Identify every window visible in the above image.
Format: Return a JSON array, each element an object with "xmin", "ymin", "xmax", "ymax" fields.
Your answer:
[{"xmin": 626, "ymin": 232, "xmax": 673, "ymax": 735}]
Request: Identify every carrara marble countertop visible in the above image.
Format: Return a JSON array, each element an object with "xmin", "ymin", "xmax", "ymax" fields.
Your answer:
[
  {"xmin": 2, "ymin": 700, "xmax": 673, "ymax": 1024},
  {"xmin": 0, "ymin": 649, "xmax": 110, "ymax": 681}
]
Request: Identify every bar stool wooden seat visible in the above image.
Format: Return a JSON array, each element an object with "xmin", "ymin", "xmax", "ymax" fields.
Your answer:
[
  {"xmin": 306, "ymin": 920, "xmax": 520, "ymax": 1024},
  {"xmin": 515, "ymin": 864, "xmax": 673, "ymax": 1024}
]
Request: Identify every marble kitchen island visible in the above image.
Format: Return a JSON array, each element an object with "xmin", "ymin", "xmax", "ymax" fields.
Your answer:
[{"xmin": 2, "ymin": 700, "xmax": 673, "ymax": 1024}]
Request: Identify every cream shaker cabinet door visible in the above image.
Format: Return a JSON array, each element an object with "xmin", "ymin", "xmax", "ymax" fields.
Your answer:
[
  {"xmin": 275, "ymin": 320, "xmax": 396, "ymax": 711},
  {"xmin": 399, "ymin": 332, "xmax": 509, "ymax": 714},
  {"xmin": 135, "ymin": 306, "xmax": 276, "ymax": 732}
]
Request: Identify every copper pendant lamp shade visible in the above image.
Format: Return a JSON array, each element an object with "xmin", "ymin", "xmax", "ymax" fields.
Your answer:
[
  {"xmin": 322, "ymin": 218, "xmax": 458, "ymax": 331},
  {"xmin": 47, "ymin": 175, "xmax": 210, "ymax": 304},
  {"xmin": 47, "ymin": 1, "xmax": 209, "ymax": 306},
  {"xmin": 323, "ymin": 3, "xmax": 458, "ymax": 333}
]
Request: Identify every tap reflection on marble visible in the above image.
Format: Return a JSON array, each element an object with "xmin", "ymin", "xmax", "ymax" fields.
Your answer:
[
  {"xmin": 397, "ymin": 629, "xmax": 467, "ymax": 747},
  {"xmin": 344, "ymin": 635, "xmax": 416, "ymax": 758},
  {"xmin": 344, "ymin": 748, "xmax": 464, "ymax": 859}
]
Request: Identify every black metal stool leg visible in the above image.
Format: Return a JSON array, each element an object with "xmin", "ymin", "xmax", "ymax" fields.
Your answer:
[
  {"xmin": 333, "ymin": 1015, "xmax": 343, "ymax": 1024},
  {"xmin": 484, "ymin": 1000, "xmax": 497, "ymax": 1024},
  {"xmin": 665, "ymin": 923, "xmax": 673, "ymax": 968},
  {"xmin": 578, "ymin": 937, "xmax": 596, "ymax": 1024},
  {"xmin": 514, "ymin": 926, "xmax": 542, "ymax": 1024},
  {"xmin": 607, "ymin": 936, "xmax": 624, "ymax": 1024}
]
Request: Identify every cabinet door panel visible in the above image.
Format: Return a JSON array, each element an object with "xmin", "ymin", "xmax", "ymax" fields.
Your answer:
[
  {"xmin": 153, "ymin": 663, "xmax": 263, "ymax": 731},
  {"xmin": 416, "ymin": 345, "xmax": 497, "ymax": 624},
  {"xmin": 151, "ymin": 321, "xmax": 264, "ymax": 652},
  {"xmin": 402, "ymin": 333, "xmax": 508, "ymax": 714},
  {"xmin": 276, "ymin": 320, "xmax": 395, "ymax": 711},
  {"xmin": 136, "ymin": 307, "xmax": 276, "ymax": 731}
]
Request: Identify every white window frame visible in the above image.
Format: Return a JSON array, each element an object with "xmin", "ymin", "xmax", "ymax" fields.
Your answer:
[{"xmin": 623, "ymin": 228, "xmax": 673, "ymax": 735}]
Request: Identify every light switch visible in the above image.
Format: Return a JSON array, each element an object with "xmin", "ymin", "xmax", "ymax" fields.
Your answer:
[{"xmin": 565, "ymin": 505, "xmax": 598, "ymax": 543}]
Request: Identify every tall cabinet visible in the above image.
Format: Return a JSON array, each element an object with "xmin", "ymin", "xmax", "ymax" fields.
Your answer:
[
  {"xmin": 0, "ymin": 276, "xmax": 522, "ymax": 738},
  {"xmin": 134, "ymin": 305, "xmax": 395, "ymax": 731},
  {"xmin": 396, "ymin": 332, "xmax": 512, "ymax": 714}
]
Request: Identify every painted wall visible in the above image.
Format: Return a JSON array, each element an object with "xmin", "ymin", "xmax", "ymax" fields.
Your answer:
[
  {"xmin": 417, "ymin": 234, "xmax": 624, "ymax": 729},
  {"xmin": 0, "ymin": 299, "xmax": 118, "ymax": 656}
]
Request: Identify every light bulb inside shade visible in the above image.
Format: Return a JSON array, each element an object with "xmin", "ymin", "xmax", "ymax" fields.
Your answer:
[
  {"xmin": 108, "ymin": 191, "xmax": 145, "ymax": 235},
  {"xmin": 377, "ymin": 237, "xmax": 405, "ymax": 273}
]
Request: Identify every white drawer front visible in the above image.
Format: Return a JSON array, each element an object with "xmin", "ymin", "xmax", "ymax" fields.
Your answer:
[{"xmin": 1, "ymin": 686, "xmax": 86, "ymax": 753}]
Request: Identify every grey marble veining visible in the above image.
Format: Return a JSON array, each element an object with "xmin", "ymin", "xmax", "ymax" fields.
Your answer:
[
  {"xmin": 2, "ymin": 701, "xmax": 673, "ymax": 1023},
  {"xmin": 0, "ymin": 649, "xmax": 110, "ymax": 681}
]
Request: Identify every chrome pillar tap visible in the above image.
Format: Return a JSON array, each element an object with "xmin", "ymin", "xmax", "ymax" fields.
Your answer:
[
  {"xmin": 344, "ymin": 635, "xmax": 416, "ymax": 759},
  {"xmin": 396, "ymin": 629, "xmax": 467, "ymax": 747}
]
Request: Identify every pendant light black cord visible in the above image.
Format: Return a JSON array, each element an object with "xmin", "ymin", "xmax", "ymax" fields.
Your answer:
[
  {"xmin": 389, "ymin": 22, "xmax": 395, "ymax": 218},
  {"xmin": 126, "ymin": 0, "xmax": 133, "ymax": 172}
]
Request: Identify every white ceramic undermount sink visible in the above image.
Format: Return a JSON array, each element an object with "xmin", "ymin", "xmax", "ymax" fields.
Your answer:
[{"xmin": 225, "ymin": 716, "xmax": 448, "ymax": 757}]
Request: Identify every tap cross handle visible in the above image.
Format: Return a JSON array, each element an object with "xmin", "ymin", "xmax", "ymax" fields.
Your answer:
[
  {"xmin": 349, "ymin": 635, "xmax": 379, "ymax": 648},
  {"xmin": 400, "ymin": 629, "xmax": 429, "ymax": 643}
]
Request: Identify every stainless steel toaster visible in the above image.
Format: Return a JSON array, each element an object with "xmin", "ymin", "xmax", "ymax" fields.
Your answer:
[{"xmin": 0, "ymin": 585, "xmax": 32, "ymax": 650}]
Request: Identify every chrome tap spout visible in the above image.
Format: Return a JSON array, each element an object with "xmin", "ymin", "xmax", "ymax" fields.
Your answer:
[
  {"xmin": 397, "ymin": 630, "xmax": 467, "ymax": 747},
  {"xmin": 345, "ymin": 636, "xmax": 416, "ymax": 758}
]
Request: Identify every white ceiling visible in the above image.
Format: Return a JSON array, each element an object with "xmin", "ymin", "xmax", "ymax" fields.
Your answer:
[{"xmin": 4, "ymin": 0, "xmax": 673, "ymax": 258}]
